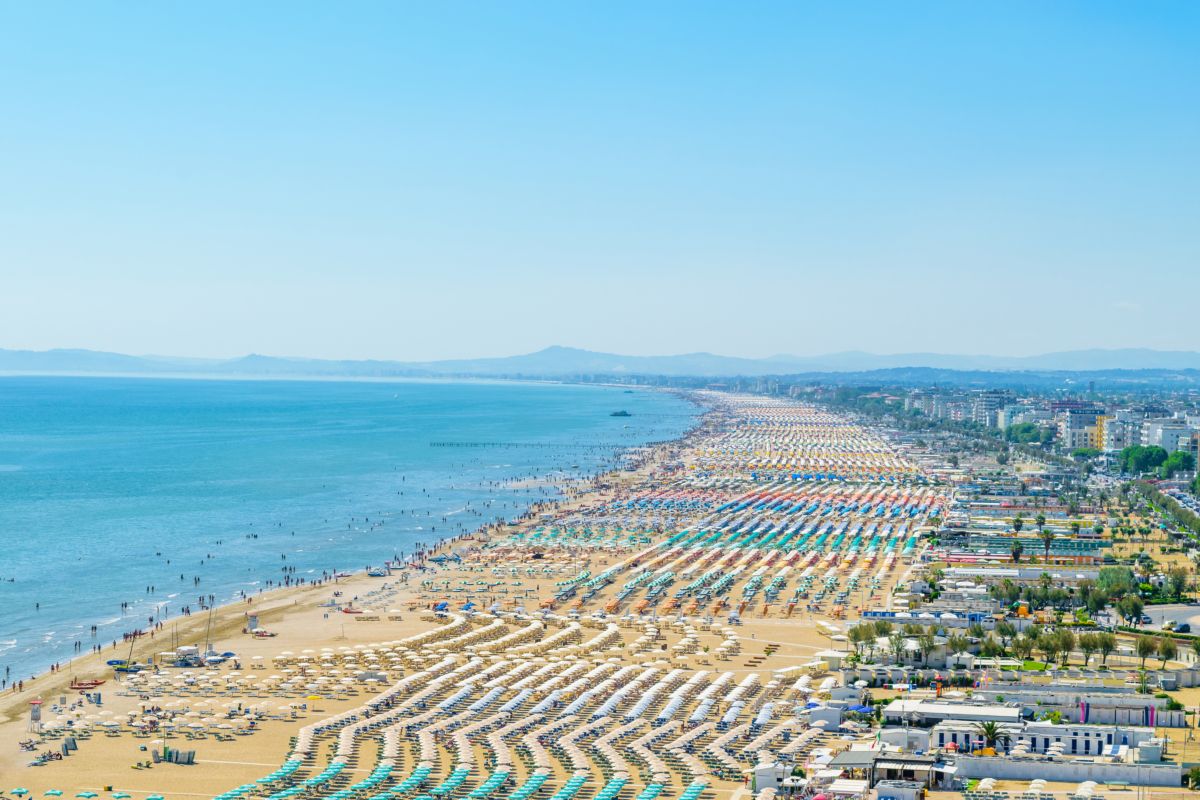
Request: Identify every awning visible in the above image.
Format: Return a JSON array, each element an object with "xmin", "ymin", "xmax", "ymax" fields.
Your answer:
[
  {"xmin": 875, "ymin": 762, "xmax": 932, "ymax": 772},
  {"xmin": 933, "ymin": 765, "xmax": 959, "ymax": 775}
]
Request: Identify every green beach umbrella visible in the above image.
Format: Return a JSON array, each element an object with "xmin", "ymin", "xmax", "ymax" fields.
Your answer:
[
  {"xmin": 11, "ymin": 791, "xmax": 29, "ymax": 797},
  {"xmin": 112, "ymin": 794, "xmax": 131, "ymax": 800},
  {"xmin": 44, "ymin": 794, "xmax": 64, "ymax": 798},
  {"xmin": 146, "ymin": 795, "xmax": 165, "ymax": 800}
]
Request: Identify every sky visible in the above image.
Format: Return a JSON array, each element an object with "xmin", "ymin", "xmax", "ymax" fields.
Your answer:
[{"xmin": 1, "ymin": 2, "xmax": 1197, "ymax": 361}]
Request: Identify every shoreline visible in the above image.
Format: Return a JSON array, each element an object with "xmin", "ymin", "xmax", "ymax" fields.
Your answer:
[
  {"xmin": 0, "ymin": 392, "xmax": 714, "ymax": 725},
  {"xmin": 0, "ymin": 392, "xmax": 945, "ymax": 798}
]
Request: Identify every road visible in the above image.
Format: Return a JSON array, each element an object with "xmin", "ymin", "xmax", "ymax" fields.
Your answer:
[{"xmin": 1137, "ymin": 602, "xmax": 1200, "ymax": 630}]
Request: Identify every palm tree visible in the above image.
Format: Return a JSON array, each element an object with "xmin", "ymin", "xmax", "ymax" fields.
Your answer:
[
  {"xmin": 1040, "ymin": 527, "xmax": 1055, "ymax": 564},
  {"xmin": 1035, "ymin": 513, "xmax": 1046, "ymax": 530},
  {"xmin": 974, "ymin": 720, "xmax": 1012, "ymax": 752},
  {"xmin": 1013, "ymin": 516, "xmax": 1025, "ymax": 534},
  {"xmin": 1010, "ymin": 540, "xmax": 1024, "ymax": 564}
]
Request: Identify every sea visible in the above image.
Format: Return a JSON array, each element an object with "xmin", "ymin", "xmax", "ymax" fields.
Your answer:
[{"xmin": 0, "ymin": 376, "xmax": 700, "ymax": 682}]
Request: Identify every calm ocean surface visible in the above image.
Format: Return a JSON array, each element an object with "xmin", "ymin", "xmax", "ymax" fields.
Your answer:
[{"xmin": 0, "ymin": 376, "xmax": 698, "ymax": 681}]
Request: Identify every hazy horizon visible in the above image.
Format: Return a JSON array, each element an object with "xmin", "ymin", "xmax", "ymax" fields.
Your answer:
[
  {"xmin": 10, "ymin": 342, "xmax": 1200, "ymax": 363},
  {"xmin": 2, "ymin": 2, "xmax": 1197, "ymax": 361}
]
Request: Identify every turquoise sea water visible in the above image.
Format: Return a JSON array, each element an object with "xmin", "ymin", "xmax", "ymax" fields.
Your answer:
[{"xmin": 0, "ymin": 376, "xmax": 698, "ymax": 682}]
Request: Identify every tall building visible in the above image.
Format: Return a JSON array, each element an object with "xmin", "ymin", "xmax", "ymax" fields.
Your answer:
[
  {"xmin": 1059, "ymin": 405, "xmax": 1104, "ymax": 449},
  {"xmin": 971, "ymin": 390, "xmax": 1013, "ymax": 428},
  {"xmin": 1100, "ymin": 416, "xmax": 1134, "ymax": 452},
  {"xmin": 1142, "ymin": 419, "xmax": 1195, "ymax": 452}
]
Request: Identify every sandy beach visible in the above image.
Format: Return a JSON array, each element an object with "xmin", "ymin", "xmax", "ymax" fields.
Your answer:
[{"xmin": 0, "ymin": 394, "xmax": 942, "ymax": 796}]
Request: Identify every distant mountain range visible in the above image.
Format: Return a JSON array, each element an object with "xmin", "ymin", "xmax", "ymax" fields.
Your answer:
[{"xmin": 4, "ymin": 345, "xmax": 1200, "ymax": 379}]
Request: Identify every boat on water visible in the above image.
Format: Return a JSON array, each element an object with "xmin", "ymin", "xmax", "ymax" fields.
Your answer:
[{"xmin": 610, "ymin": 410, "xmax": 632, "ymax": 417}]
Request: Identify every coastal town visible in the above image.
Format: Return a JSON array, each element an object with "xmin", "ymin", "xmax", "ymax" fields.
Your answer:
[
  {"xmin": 3, "ymin": 0, "xmax": 1196, "ymax": 798},
  {"xmin": 5, "ymin": 388, "xmax": 1200, "ymax": 800}
]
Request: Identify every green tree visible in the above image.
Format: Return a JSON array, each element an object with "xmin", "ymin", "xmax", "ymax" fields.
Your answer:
[
  {"xmin": 1097, "ymin": 566, "xmax": 1136, "ymax": 598},
  {"xmin": 994, "ymin": 620, "xmax": 1016, "ymax": 654},
  {"xmin": 1161, "ymin": 451, "xmax": 1196, "ymax": 479},
  {"xmin": 1086, "ymin": 590, "xmax": 1110, "ymax": 617},
  {"xmin": 1005, "ymin": 423, "xmax": 1042, "ymax": 444},
  {"xmin": 917, "ymin": 632, "xmax": 937, "ymax": 665},
  {"xmin": 1136, "ymin": 635, "xmax": 1157, "ymax": 669},
  {"xmin": 1013, "ymin": 632, "xmax": 1036, "ymax": 661},
  {"xmin": 1039, "ymin": 633, "xmax": 1060, "ymax": 667},
  {"xmin": 1158, "ymin": 637, "xmax": 1178, "ymax": 669},
  {"xmin": 849, "ymin": 624, "xmax": 873, "ymax": 655},
  {"xmin": 1013, "ymin": 516, "xmax": 1025, "ymax": 533},
  {"xmin": 1055, "ymin": 629, "xmax": 1076, "ymax": 666},
  {"xmin": 980, "ymin": 636, "xmax": 1003, "ymax": 659},
  {"xmin": 1168, "ymin": 567, "xmax": 1190, "ymax": 600},
  {"xmin": 1078, "ymin": 633, "xmax": 1098, "ymax": 666},
  {"xmin": 1118, "ymin": 595, "xmax": 1145, "ymax": 625},
  {"xmin": 1119, "ymin": 445, "xmax": 1169, "ymax": 474},
  {"xmin": 947, "ymin": 634, "xmax": 970, "ymax": 658},
  {"xmin": 1097, "ymin": 632, "xmax": 1117, "ymax": 665}
]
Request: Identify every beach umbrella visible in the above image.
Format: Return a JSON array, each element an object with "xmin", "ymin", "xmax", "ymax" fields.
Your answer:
[
  {"xmin": 10, "ymin": 790, "xmax": 29, "ymax": 797},
  {"xmin": 45, "ymin": 792, "xmax": 64, "ymax": 797}
]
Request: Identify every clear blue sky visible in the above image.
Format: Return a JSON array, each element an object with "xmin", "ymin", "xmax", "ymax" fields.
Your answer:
[{"xmin": 1, "ymin": 2, "xmax": 1196, "ymax": 361}]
